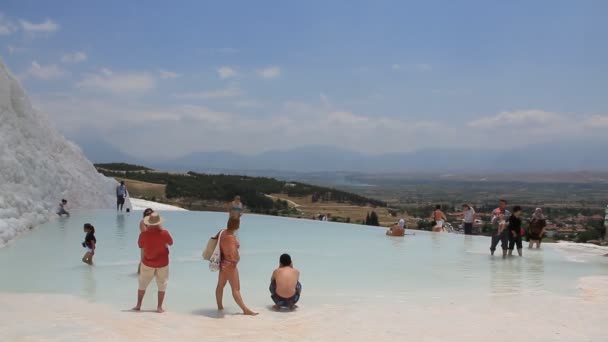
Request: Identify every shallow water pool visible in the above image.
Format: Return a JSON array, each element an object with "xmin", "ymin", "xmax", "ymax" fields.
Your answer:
[{"xmin": 0, "ymin": 210, "xmax": 606, "ymax": 314}]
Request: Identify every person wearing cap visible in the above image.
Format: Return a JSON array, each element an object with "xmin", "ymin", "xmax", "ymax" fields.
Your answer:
[
  {"xmin": 132, "ymin": 212, "xmax": 173, "ymax": 313},
  {"xmin": 116, "ymin": 181, "xmax": 128, "ymax": 212}
]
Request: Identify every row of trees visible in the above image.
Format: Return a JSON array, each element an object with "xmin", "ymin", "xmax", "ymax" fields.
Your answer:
[{"xmin": 97, "ymin": 166, "xmax": 386, "ymax": 214}]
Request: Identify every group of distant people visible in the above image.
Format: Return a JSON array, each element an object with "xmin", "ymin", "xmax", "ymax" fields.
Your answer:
[
  {"xmin": 438, "ymin": 200, "xmax": 546, "ymax": 257},
  {"xmin": 385, "ymin": 200, "xmax": 548, "ymax": 259}
]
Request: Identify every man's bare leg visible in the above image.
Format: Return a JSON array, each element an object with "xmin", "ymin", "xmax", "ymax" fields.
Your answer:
[
  {"xmin": 132, "ymin": 290, "xmax": 145, "ymax": 311},
  {"xmin": 157, "ymin": 291, "xmax": 165, "ymax": 313},
  {"xmin": 517, "ymin": 248, "xmax": 523, "ymax": 257}
]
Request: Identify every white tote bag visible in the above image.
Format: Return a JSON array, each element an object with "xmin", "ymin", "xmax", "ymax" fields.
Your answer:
[{"xmin": 209, "ymin": 230, "xmax": 223, "ymax": 272}]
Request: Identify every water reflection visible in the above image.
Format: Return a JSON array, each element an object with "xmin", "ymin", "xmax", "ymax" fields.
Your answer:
[
  {"xmin": 116, "ymin": 213, "xmax": 126, "ymax": 235},
  {"xmin": 459, "ymin": 235, "xmax": 475, "ymax": 279},
  {"xmin": 489, "ymin": 257, "xmax": 524, "ymax": 296},
  {"xmin": 114, "ymin": 213, "xmax": 127, "ymax": 252},
  {"xmin": 430, "ymin": 232, "xmax": 441, "ymax": 251},
  {"xmin": 524, "ymin": 249, "xmax": 545, "ymax": 292},
  {"xmin": 81, "ymin": 267, "xmax": 97, "ymax": 300}
]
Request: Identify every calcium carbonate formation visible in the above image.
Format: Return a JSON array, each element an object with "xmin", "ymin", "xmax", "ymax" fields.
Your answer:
[{"xmin": 0, "ymin": 59, "xmax": 123, "ymax": 246}]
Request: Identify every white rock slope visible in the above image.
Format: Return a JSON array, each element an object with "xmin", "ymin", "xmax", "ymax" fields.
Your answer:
[{"xmin": 0, "ymin": 59, "xmax": 121, "ymax": 246}]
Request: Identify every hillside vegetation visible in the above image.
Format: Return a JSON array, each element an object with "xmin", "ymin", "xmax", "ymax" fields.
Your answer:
[
  {"xmin": 95, "ymin": 163, "xmax": 152, "ymax": 171},
  {"xmin": 97, "ymin": 164, "xmax": 386, "ymax": 215}
]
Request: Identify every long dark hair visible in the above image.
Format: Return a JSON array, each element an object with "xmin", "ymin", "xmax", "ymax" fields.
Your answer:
[
  {"xmin": 143, "ymin": 208, "xmax": 154, "ymax": 218},
  {"xmin": 84, "ymin": 223, "xmax": 95, "ymax": 234}
]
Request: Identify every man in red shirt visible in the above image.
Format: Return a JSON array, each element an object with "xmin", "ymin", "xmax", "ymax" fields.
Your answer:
[{"xmin": 132, "ymin": 212, "xmax": 173, "ymax": 313}]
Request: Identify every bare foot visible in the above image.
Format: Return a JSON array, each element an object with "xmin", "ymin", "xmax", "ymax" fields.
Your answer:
[
  {"xmin": 157, "ymin": 307, "xmax": 164, "ymax": 313},
  {"xmin": 289, "ymin": 305, "xmax": 298, "ymax": 310},
  {"xmin": 272, "ymin": 305, "xmax": 280, "ymax": 311},
  {"xmin": 217, "ymin": 305, "xmax": 224, "ymax": 310},
  {"xmin": 243, "ymin": 309, "xmax": 259, "ymax": 316},
  {"xmin": 131, "ymin": 306, "xmax": 141, "ymax": 311}
]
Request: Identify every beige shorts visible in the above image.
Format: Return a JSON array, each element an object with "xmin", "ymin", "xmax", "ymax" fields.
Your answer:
[{"xmin": 138, "ymin": 264, "xmax": 169, "ymax": 291}]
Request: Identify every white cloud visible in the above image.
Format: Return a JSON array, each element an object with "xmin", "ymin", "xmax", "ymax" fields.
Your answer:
[
  {"xmin": 174, "ymin": 85, "xmax": 242, "ymax": 100},
  {"xmin": 25, "ymin": 61, "xmax": 65, "ymax": 80},
  {"xmin": 158, "ymin": 69, "xmax": 181, "ymax": 79},
  {"xmin": 77, "ymin": 69, "xmax": 156, "ymax": 93},
  {"xmin": 202, "ymin": 47, "xmax": 240, "ymax": 54},
  {"xmin": 415, "ymin": 63, "xmax": 432, "ymax": 72},
  {"xmin": 468, "ymin": 110, "xmax": 564, "ymax": 128},
  {"xmin": 257, "ymin": 66, "xmax": 281, "ymax": 79},
  {"xmin": 7, "ymin": 45, "xmax": 27, "ymax": 54},
  {"xmin": 0, "ymin": 13, "xmax": 17, "ymax": 35},
  {"xmin": 392, "ymin": 63, "xmax": 432, "ymax": 72},
  {"xmin": 61, "ymin": 51, "xmax": 87, "ymax": 64},
  {"xmin": 217, "ymin": 66, "xmax": 238, "ymax": 79},
  {"xmin": 20, "ymin": 18, "xmax": 59, "ymax": 35},
  {"xmin": 320, "ymin": 93, "xmax": 331, "ymax": 107},
  {"xmin": 233, "ymin": 99, "xmax": 263, "ymax": 108},
  {"xmin": 583, "ymin": 115, "xmax": 608, "ymax": 128}
]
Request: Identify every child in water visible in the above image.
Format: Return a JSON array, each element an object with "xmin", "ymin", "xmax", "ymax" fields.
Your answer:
[
  {"xmin": 57, "ymin": 199, "xmax": 70, "ymax": 217},
  {"xmin": 82, "ymin": 223, "xmax": 96, "ymax": 265}
]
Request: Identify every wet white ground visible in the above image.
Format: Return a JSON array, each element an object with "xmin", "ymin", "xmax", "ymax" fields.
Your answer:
[{"xmin": 1, "ymin": 276, "xmax": 606, "ymax": 342}]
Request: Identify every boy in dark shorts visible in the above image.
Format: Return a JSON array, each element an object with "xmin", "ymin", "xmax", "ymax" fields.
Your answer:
[
  {"xmin": 508, "ymin": 206, "xmax": 524, "ymax": 257},
  {"xmin": 270, "ymin": 254, "xmax": 301, "ymax": 310}
]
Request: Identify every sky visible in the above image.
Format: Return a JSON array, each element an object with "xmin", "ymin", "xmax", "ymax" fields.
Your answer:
[{"xmin": 1, "ymin": 0, "xmax": 607, "ymax": 159}]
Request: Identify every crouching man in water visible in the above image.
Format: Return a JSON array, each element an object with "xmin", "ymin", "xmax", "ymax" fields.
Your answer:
[{"xmin": 270, "ymin": 254, "xmax": 302, "ymax": 311}]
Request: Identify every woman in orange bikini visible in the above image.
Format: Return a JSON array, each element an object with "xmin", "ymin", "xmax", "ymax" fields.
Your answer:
[{"xmin": 215, "ymin": 218, "xmax": 258, "ymax": 315}]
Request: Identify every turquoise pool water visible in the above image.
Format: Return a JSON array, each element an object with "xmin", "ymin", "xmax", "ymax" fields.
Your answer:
[{"xmin": 0, "ymin": 210, "xmax": 607, "ymax": 313}]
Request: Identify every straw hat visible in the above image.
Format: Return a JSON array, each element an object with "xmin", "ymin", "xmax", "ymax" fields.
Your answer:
[{"xmin": 143, "ymin": 212, "xmax": 164, "ymax": 226}]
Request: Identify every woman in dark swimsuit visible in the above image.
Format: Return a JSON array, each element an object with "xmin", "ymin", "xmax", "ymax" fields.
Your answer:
[{"xmin": 215, "ymin": 218, "xmax": 258, "ymax": 316}]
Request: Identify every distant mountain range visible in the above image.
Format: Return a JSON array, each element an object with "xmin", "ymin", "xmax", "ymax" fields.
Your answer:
[{"xmin": 71, "ymin": 136, "xmax": 608, "ymax": 174}]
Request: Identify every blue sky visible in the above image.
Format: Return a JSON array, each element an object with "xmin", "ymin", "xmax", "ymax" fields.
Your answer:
[{"xmin": 1, "ymin": 0, "xmax": 607, "ymax": 158}]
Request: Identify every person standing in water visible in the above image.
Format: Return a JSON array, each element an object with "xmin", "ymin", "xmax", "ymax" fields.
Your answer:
[
  {"xmin": 227, "ymin": 195, "xmax": 243, "ymax": 219},
  {"xmin": 57, "ymin": 199, "xmax": 70, "ymax": 217},
  {"xmin": 137, "ymin": 208, "xmax": 154, "ymax": 274},
  {"xmin": 508, "ymin": 206, "xmax": 524, "ymax": 256},
  {"xmin": 490, "ymin": 200, "xmax": 511, "ymax": 257},
  {"xmin": 215, "ymin": 218, "xmax": 258, "ymax": 316},
  {"xmin": 270, "ymin": 253, "xmax": 302, "ymax": 311},
  {"xmin": 386, "ymin": 223, "xmax": 405, "ymax": 236},
  {"xmin": 81, "ymin": 223, "xmax": 96, "ymax": 265},
  {"xmin": 133, "ymin": 212, "xmax": 173, "ymax": 313},
  {"xmin": 462, "ymin": 204, "xmax": 476, "ymax": 235},
  {"xmin": 116, "ymin": 181, "xmax": 128, "ymax": 212},
  {"xmin": 431, "ymin": 205, "xmax": 447, "ymax": 232},
  {"xmin": 528, "ymin": 208, "xmax": 547, "ymax": 249}
]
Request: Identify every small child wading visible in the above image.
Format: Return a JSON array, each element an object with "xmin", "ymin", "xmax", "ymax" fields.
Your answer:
[{"xmin": 82, "ymin": 223, "xmax": 96, "ymax": 265}]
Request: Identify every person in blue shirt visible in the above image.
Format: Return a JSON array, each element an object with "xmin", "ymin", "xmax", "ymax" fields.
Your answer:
[{"xmin": 116, "ymin": 181, "xmax": 128, "ymax": 212}]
